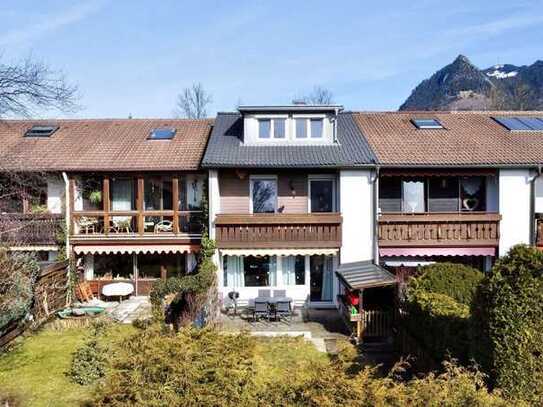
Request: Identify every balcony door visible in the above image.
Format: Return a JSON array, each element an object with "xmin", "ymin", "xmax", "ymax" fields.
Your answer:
[
  {"xmin": 250, "ymin": 176, "xmax": 277, "ymax": 214},
  {"xmin": 309, "ymin": 176, "xmax": 336, "ymax": 213},
  {"xmin": 310, "ymin": 255, "xmax": 334, "ymax": 305}
]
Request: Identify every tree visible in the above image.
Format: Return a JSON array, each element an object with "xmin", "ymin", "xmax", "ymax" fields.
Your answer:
[
  {"xmin": 174, "ymin": 82, "xmax": 212, "ymax": 119},
  {"xmin": 299, "ymin": 85, "xmax": 334, "ymax": 105},
  {"xmin": 0, "ymin": 56, "xmax": 79, "ymax": 117}
]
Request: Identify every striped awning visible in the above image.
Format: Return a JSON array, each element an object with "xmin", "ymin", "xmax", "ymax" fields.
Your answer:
[
  {"xmin": 219, "ymin": 248, "xmax": 339, "ymax": 257},
  {"xmin": 73, "ymin": 244, "xmax": 198, "ymax": 255},
  {"xmin": 336, "ymin": 260, "xmax": 397, "ymax": 290},
  {"xmin": 380, "ymin": 247, "xmax": 496, "ymax": 257}
]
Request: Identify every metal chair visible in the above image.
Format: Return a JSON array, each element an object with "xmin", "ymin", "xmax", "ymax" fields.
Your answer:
[
  {"xmin": 257, "ymin": 289, "xmax": 271, "ymax": 298},
  {"xmin": 273, "ymin": 289, "xmax": 286, "ymax": 298},
  {"xmin": 275, "ymin": 301, "xmax": 292, "ymax": 323},
  {"xmin": 253, "ymin": 300, "xmax": 271, "ymax": 322}
]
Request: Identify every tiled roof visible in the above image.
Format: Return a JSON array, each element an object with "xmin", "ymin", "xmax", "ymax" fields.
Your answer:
[
  {"xmin": 0, "ymin": 118, "xmax": 212, "ymax": 171},
  {"xmin": 352, "ymin": 111, "xmax": 543, "ymax": 167},
  {"xmin": 201, "ymin": 112, "xmax": 376, "ymax": 168}
]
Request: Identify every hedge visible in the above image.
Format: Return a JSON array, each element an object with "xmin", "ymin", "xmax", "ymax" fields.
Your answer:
[
  {"xmin": 471, "ymin": 245, "xmax": 543, "ymax": 404},
  {"xmin": 410, "ymin": 262, "xmax": 483, "ymax": 305}
]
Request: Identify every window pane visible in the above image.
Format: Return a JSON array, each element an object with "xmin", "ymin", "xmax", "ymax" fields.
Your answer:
[
  {"xmin": 295, "ymin": 255, "xmax": 305, "ymax": 285},
  {"xmin": 460, "ymin": 177, "xmax": 486, "ymax": 211},
  {"xmin": 295, "ymin": 118, "xmax": 307, "ymax": 138},
  {"xmin": 282, "ymin": 255, "xmax": 305, "ymax": 285},
  {"xmin": 428, "ymin": 177, "xmax": 459, "ymax": 212},
  {"xmin": 310, "ymin": 180, "xmax": 334, "ymax": 212},
  {"xmin": 252, "ymin": 179, "xmax": 276, "ymax": 213},
  {"xmin": 111, "ymin": 178, "xmax": 135, "ymax": 211},
  {"xmin": 259, "ymin": 119, "xmax": 271, "ymax": 139},
  {"xmin": 144, "ymin": 177, "xmax": 172, "ymax": 210},
  {"xmin": 274, "ymin": 118, "xmax": 285, "ymax": 138},
  {"xmin": 310, "ymin": 119, "xmax": 323, "ymax": 138},
  {"xmin": 379, "ymin": 177, "xmax": 402, "ymax": 212},
  {"xmin": 94, "ymin": 254, "xmax": 133, "ymax": 280},
  {"xmin": 402, "ymin": 180, "xmax": 425, "ymax": 213},
  {"xmin": 244, "ymin": 256, "xmax": 273, "ymax": 287}
]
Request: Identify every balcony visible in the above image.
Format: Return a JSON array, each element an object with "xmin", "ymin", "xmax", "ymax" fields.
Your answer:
[
  {"xmin": 215, "ymin": 213, "xmax": 342, "ymax": 249},
  {"xmin": 378, "ymin": 212, "xmax": 501, "ymax": 247},
  {"xmin": 0, "ymin": 213, "xmax": 64, "ymax": 246}
]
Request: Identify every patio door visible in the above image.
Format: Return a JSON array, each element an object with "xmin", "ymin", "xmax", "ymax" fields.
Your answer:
[{"xmin": 309, "ymin": 255, "xmax": 335, "ymax": 307}]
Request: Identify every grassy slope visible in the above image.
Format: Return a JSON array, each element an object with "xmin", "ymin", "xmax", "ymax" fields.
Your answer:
[{"xmin": 0, "ymin": 323, "xmax": 134, "ymax": 407}]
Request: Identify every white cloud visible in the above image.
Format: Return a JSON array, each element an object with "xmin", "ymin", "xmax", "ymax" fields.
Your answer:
[{"xmin": 0, "ymin": 0, "xmax": 106, "ymax": 47}]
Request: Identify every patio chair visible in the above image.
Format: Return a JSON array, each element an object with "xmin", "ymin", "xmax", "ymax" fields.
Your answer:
[
  {"xmin": 275, "ymin": 300, "xmax": 292, "ymax": 323},
  {"xmin": 273, "ymin": 289, "xmax": 286, "ymax": 298},
  {"xmin": 257, "ymin": 289, "xmax": 271, "ymax": 298},
  {"xmin": 253, "ymin": 299, "xmax": 271, "ymax": 322},
  {"xmin": 154, "ymin": 220, "xmax": 173, "ymax": 233}
]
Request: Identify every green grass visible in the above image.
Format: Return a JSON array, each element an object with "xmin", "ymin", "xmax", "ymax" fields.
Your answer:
[{"xmin": 0, "ymin": 322, "xmax": 135, "ymax": 407}]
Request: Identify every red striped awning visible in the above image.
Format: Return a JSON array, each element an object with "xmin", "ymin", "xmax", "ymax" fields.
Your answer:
[
  {"xmin": 380, "ymin": 247, "xmax": 496, "ymax": 257},
  {"xmin": 74, "ymin": 244, "xmax": 198, "ymax": 255}
]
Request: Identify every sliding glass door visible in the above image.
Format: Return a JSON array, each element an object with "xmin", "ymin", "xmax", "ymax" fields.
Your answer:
[{"xmin": 310, "ymin": 255, "xmax": 334, "ymax": 303}]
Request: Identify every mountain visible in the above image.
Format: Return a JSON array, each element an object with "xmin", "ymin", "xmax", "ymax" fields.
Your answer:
[{"xmin": 400, "ymin": 55, "xmax": 543, "ymax": 111}]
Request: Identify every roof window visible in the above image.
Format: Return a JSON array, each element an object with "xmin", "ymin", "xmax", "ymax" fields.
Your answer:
[
  {"xmin": 411, "ymin": 118, "xmax": 444, "ymax": 129},
  {"xmin": 493, "ymin": 116, "xmax": 543, "ymax": 131},
  {"xmin": 24, "ymin": 125, "xmax": 58, "ymax": 137},
  {"xmin": 148, "ymin": 128, "xmax": 176, "ymax": 140}
]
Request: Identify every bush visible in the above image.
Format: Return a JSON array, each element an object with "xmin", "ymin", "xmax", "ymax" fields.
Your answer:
[
  {"xmin": 410, "ymin": 262, "xmax": 483, "ymax": 305},
  {"xmin": 93, "ymin": 327, "xmax": 516, "ymax": 406},
  {"xmin": 0, "ymin": 250, "xmax": 39, "ymax": 331},
  {"xmin": 471, "ymin": 245, "xmax": 543, "ymax": 404}
]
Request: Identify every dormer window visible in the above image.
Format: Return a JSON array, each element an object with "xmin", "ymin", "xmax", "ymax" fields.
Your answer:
[
  {"xmin": 258, "ymin": 118, "xmax": 285, "ymax": 139},
  {"xmin": 310, "ymin": 118, "xmax": 323, "ymax": 138},
  {"xmin": 295, "ymin": 118, "xmax": 307, "ymax": 138}
]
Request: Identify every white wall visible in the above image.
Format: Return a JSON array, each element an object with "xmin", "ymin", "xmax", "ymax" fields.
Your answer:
[
  {"xmin": 499, "ymin": 169, "xmax": 532, "ymax": 256},
  {"xmin": 208, "ymin": 169, "xmax": 220, "ymax": 240},
  {"xmin": 535, "ymin": 177, "xmax": 543, "ymax": 213},
  {"xmin": 47, "ymin": 175, "xmax": 64, "ymax": 214},
  {"xmin": 340, "ymin": 170, "xmax": 374, "ymax": 263}
]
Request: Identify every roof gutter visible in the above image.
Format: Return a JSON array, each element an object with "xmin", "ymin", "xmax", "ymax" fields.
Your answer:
[{"xmin": 529, "ymin": 164, "xmax": 542, "ymax": 245}]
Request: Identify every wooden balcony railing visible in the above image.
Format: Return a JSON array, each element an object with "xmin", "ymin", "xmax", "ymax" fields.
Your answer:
[
  {"xmin": 215, "ymin": 213, "xmax": 342, "ymax": 249},
  {"xmin": 378, "ymin": 212, "xmax": 501, "ymax": 247},
  {"xmin": 0, "ymin": 213, "xmax": 64, "ymax": 246}
]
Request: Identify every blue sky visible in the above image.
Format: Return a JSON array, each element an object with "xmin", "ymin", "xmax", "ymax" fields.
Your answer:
[{"xmin": 1, "ymin": 0, "xmax": 542, "ymax": 118}]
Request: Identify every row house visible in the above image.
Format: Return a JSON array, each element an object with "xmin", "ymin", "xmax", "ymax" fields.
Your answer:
[{"xmin": 0, "ymin": 119, "xmax": 211, "ymax": 296}]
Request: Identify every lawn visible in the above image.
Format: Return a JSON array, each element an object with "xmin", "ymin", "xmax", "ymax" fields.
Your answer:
[{"xmin": 0, "ymin": 322, "xmax": 135, "ymax": 407}]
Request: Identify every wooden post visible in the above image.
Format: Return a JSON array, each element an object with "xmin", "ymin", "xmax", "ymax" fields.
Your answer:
[
  {"xmin": 172, "ymin": 177, "xmax": 179, "ymax": 234},
  {"xmin": 68, "ymin": 178, "xmax": 75, "ymax": 235},
  {"xmin": 137, "ymin": 177, "xmax": 144, "ymax": 235},
  {"xmin": 357, "ymin": 289, "xmax": 364, "ymax": 342},
  {"xmin": 103, "ymin": 177, "xmax": 110, "ymax": 235},
  {"xmin": 160, "ymin": 264, "xmax": 167, "ymax": 280}
]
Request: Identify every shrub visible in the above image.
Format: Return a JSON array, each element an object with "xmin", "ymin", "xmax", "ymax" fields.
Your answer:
[
  {"xmin": 471, "ymin": 244, "xmax": 543, "ymax": 404},
  {"xmin": 0, "ymin": 250, "xmax": 39, "ymax": 331},
  {"xmin": 410, "ymin": 262, "xmax": 483, "ymax": 305}
]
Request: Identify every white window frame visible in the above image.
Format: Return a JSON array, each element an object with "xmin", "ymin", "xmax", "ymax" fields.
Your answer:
[
  {"xmin": 308, "ymin": 174, "xmax": 337, "ymax": 213},
  {"xmin": 249, "ymin": 175, "xmax": 278, "ymax": 214},
  {"xmin": 293, "ymin": 114, "xmax": 326, "ymax": 139},
  {"xmin": 255, "ymin": 115, "xmax": 289, "ymax": 142}
]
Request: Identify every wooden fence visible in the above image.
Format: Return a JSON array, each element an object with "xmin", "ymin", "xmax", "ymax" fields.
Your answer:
[
  {"xmin": 0, "ymin": 260, "xmax": 69, "ymax": 349},
  {"xmin": 363, "ymin": 310, "xmax": 393, "ymax": 339}
]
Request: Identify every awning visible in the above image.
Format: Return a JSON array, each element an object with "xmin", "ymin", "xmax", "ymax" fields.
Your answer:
[
  {"xmin": 9, "ymin": 245, "xmax": 58, "ymax": 252},
  {"xmin": 380, "ymin": 247, "xmax": 496, "ymax": 257},
  {"xmin": 74, "ymin": 244, "xmax": 198, "ymax": 255},
  {"xmin": 220, "ymin": 248, "xmax": 339, "ymax": 257},
  {"xmin": 381, "ymin": 168, "xmax": 497, "ymax": 177},
  {"xmin": 384, "ymin": 260, "xmax": 435, "ymax": 267},
  {"xmin": 336, "ymin": 260, "xmax": 397, "ymax": 290}
]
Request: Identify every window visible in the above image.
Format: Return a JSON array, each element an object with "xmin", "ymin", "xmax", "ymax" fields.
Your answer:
[
  {"xmin": 402, "ymin": 180, "xmax": 425, "ymax": 213},
  {"xmin": 310, "ymin": 118, "xmax": 323, "ymax": 138},
  {"xmin": 24, "ymin": 125, "xmax": 58, "ymax": 137},
  {"xmin": 283, "ymin": 255, "xmax": 305, "ymax": 285},
  {"xmin": 144, "ymin": 176, "xmax": 172, "ymax": 210},
  {"xmin": 274, "ymin": 118, "xmax": 286, "ymax": 138},
  {"xmin": 258, "ymin": 119, "xmax": 271, "ymax": 139},
  {"xmin": 379, "ymin": 177, "xmax": 402, "ymax": 212},
  {"xmin": 93, "ymin": 254, "xmax": 133, "ymax": 280},
  {"xmin": 310, "ymin": 178, "xmax": 335, "ymax": 212},
  {"xmin": 460, "ymin": 177, "xmax": 486, "ymax": 211},
  {"xmin": 412, "ymin": 118, "xmax": 444, "ymax": 129},
  {"xmin": 310, "ymin": 255, "xmax": 333, "ymax": 302},
  {"xmin": 428, "ymin": 177, "xmax": 459, "ymax": 212},
  {"xmin": 251, "ymin": 177, "xmax": 277, "ymax": 213},
  {"xmin": 110, "ymin": 178, "xmax": 135, "ymax": 211},
  {"xmin": 295, "ymin": 118, "xmax": 307, "ymax": 138},
  {"xmin": 493, "ymin": 116, "xmax": 543, "ymax": 131},
  {"xmin": 244, "ymin": 256, "xmax": 276, "ymax": 287},
  {"xmin": 148, "ymin": 128, "xmax": 176, "ymax": 140}
]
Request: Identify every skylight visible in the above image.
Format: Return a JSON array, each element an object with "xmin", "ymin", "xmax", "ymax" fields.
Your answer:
[
  {"xmin": 24, "ymin": 125, "xmax": 58, "ymax": 137},
  {"xmin": 148, "ymin": 128, "xmax": 176, "ymax": 140},
  {"xmin": 493, "ymin": 117, "xmax": 543, "ymax": 131},
  {"xmin": 411, "ymin": 118, "xmax": 444, "ymax": 129}
]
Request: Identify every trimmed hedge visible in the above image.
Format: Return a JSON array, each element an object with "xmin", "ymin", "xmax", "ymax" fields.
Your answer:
[
  {"xmin": 471, "ymin": 245, "xmax": 543, "ymax": 404},
  {"xmin": 410, "ymin": 262, "xmax": 483, "ymax": 305}
]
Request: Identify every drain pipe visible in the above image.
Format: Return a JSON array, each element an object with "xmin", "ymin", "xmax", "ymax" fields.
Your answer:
[
  {"xmin": 62, "ymin": 172, "xmax": 70, "ymax": 259},
  {"xmin": 529, "ymin": 165, "xmax": 542, "ymax": 245},
  {"xmin": 371, "ymin": 165, "xmax": 380, "ymax": 264}
]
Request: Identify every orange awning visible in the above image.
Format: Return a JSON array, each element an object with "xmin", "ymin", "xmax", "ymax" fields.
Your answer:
[{"xmin": 74, "ymin": 244, "xmax": 198, "ymax": 255}]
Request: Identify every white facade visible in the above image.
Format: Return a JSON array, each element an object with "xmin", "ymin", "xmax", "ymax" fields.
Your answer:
[
  {"xmin": 498, "ymin": 169, "xmax": 532, "ymax": 256},
  {"xmin": 339, "ymin": 170, "xmax": 374, "ymax": 264},
  {"xmin": 47, "ymin": 176, "xmax": 64, "ymax": 214}
]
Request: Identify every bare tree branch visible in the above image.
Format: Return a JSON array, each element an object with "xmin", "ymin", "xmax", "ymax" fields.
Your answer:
[
  {"xmin": 0, "ymin": 55, "xmax": 80, "ymax": 117},
  {"xmin": 297, "ymin": 86, "xmax": 334, "ymax": 105},
  {"xmin": 174, "ymin": 82, "xmax": 212, "ymax": 119}
]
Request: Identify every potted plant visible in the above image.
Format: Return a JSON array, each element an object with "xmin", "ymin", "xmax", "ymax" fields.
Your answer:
[{"xmin": 88, "ymin": 190, "xmax": 102, "ymax": 206}]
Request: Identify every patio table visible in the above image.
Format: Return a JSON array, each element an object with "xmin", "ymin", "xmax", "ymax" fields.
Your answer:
[{"xmin": 254, "ymin": 296, "xmax": 292, "ymax": 304}]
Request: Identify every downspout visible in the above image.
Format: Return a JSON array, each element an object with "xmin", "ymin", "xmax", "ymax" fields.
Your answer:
[
  {"xmin": 62, "ymin": 172, "xmax": 70, "ymax": 259},
  {"xmin": 529, "ymin": 165, "xmax": 542, "ymax": 245},
  {"xmin": 371, "ymin": 165, "xmax": 380, "ymax": 264}
]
